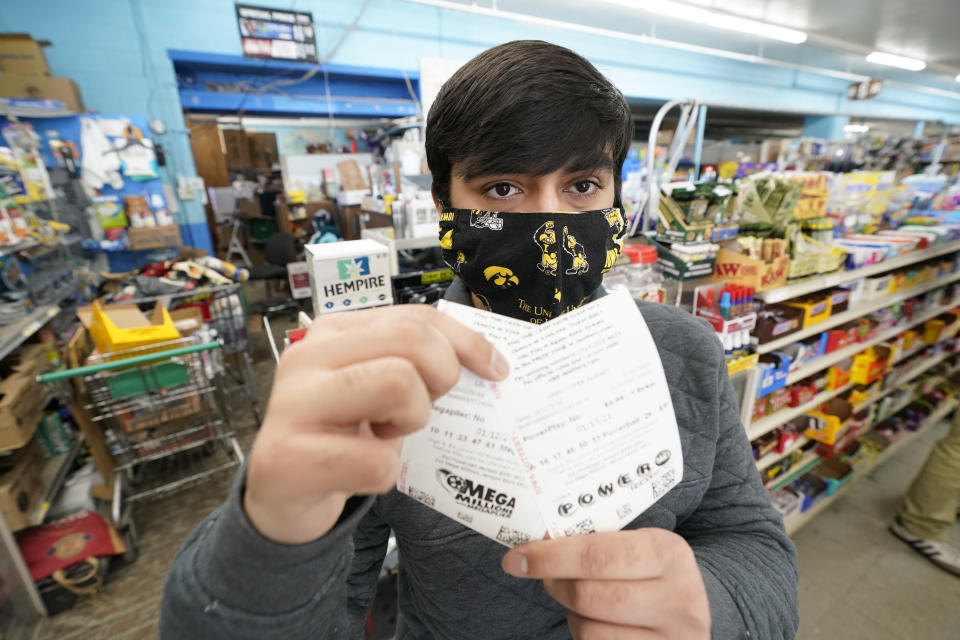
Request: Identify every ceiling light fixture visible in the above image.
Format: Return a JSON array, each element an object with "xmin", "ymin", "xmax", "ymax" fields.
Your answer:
[
  {"xmin": 844, "ymin": 124, "xmax": 869, "ymax": 133},
  {"xmin": 865, "ymin": 51, "xmax": 926, "ymax": 71},
  {"xmin": 955, "ymin": 74, "xmax": 960, "ymax": 82},
  {"xmin": 607, "ymin": 0, "xmax": 807, "ymax": 43}
]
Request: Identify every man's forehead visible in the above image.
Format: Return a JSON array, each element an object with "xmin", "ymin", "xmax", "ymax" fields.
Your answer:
[{"xmin": 456, "ymin": 165, "xmax": 615, "ymax": 181}]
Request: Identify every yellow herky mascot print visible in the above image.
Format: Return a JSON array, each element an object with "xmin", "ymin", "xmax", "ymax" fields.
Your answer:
[
  {"xmin": 440, "ymin": 228, "xmax": 467, "ymax": 272},
  {"xmin": 602, "ymin": 209, "xmax": 625, "ymax": 274},
  {"xmin": 562, "ymin": 226, "xmax": 589, "ymax": 275},
  {"xmin": 534, "ymin": 221, "xmax": 559, "ymax": 276}
]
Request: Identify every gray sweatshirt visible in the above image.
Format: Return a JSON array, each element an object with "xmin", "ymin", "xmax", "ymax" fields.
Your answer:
[{"xmin": 161, "ymin": 280, "xmax": 798, "ymax": 639}]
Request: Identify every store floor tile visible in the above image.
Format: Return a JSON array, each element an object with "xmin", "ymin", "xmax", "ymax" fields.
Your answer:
[{"xmin": 795, "ymin": 419, "xmax": 960, "ymax": 640}]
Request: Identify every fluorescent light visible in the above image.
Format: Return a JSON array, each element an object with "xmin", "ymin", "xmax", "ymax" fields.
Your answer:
[
  {"xmin": 844, "ymin": 124, "xmax": 869, "ymax": 133},
  {"xmin": 866, "ymin": 51, "xmax": 926, "ymax": 71},
  {"xmin": 608, "ymin": 0, "xmax": 807, "ymax": 43},
  {"xmin": 955, "ymin": 74, "xmax": 960, "ymax": 82}
]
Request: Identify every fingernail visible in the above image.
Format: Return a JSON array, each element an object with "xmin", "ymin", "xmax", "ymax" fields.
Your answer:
[
  {"xmin": 491, "ymin": 347, "xmax": 510, "ymax": 378},
  {"xmin": 502, "ymin": 551, "xmax": 527, "ymax": 576}
]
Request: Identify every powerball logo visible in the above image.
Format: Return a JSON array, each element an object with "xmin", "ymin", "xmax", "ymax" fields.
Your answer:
[{"xmin": 337, "ymin": 257, "xmax": 370, "ymax": 280}]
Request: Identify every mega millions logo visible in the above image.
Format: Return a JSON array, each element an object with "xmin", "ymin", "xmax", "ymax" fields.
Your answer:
[
  {"xmin": 436, "ymin": 468, "xmax": 516, "ymax": 517},
  {"xmin": 337, "ymin": 256, "xmax": 370, "ymax": 280}
]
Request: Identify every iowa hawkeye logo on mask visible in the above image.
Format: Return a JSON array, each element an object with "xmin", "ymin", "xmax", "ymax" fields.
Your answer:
[
  {"xmin": 483, "ymin": 265, "xmax": 519, "ymax": 287},
  {"xmin": 436, "ymin": 469, "xmax": 516, "ymax": 517}
]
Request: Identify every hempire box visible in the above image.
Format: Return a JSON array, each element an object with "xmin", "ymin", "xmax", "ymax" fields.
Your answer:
[{"xmin": 306, "ymin": 240, "xmax": 393, "ymax": 316}]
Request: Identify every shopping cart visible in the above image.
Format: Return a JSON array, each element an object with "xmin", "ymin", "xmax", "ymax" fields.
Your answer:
[
  {"xmin": 38, "ymin": 337, "xmax": 244, "ymax": 553},
  {"xmin": 118, "ymin": 283, "xmax": 262, "ymax": 423}
]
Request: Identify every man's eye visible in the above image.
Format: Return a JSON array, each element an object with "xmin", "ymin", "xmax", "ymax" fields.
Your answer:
[
  {"xmin": 486, "ymin": 183, "xmax": 519, "ymax": 198},
  {"xmin": 572, "ymin": 181, "xmax": 598, "ymax": 195}
]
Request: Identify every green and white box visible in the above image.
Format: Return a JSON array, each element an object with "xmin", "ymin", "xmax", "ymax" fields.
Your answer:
[{"xmin": 306, "ymin": 239, "xmax": 393, "ymax": 316}]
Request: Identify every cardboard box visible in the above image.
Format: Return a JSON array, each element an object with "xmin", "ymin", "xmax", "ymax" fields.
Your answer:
[
  {"xmin": 0, "ymin": 438, "xmax": 45, "ymax": 532},
  {"xmin": 712, "ymin": 249, "xmax": 789, "ymax": 291},
  {"xmin": 785, "ymin": 294, "xmax": 833, "ymax": 328},
  {"xmin": 805, "ymin": 398, "xmax": 854, "ymax": 446},
  {"xmin": 8, "ymin": 342, "xmax": 51, "ymax": 378},
  {"xmin": 306, "ymin": 239, "xmax": 392, "ymax": 316},
  {"xmin": 0, "ymin": 74, "xmax": 83, "ymax": 111},
  {"xmin": 336, "ymin": 159, "xmax": 368, "ymax": 191},
  {"xmin": 851, "ymin": 345, "xmax": 892, "ymax": 385},
  {"xmin": 169, "ymin": 307, "xmax": 204, "ymax": 337},
  {"xmin": 0, "ymin": 374, "xmax": 44, "ymax": 452},
  {"xmin": 0, "ymin": 34, "xmax": 50, "ymax": 75},
  {"xmin": 128, "ymin": 225, "xmax": 181, "ymax": 250}
]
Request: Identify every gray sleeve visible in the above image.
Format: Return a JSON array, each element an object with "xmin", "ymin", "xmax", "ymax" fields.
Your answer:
[
  {"xmin": 346, "ymin": 499, "xmax": 392, "ymax": 635},
  {"xmin": 159, "ymin": 470, "xmax": 374, "ymax": 640},
  {"xmin": 678, "ymin": 343, "xmax": 799, "ymax": 640}
]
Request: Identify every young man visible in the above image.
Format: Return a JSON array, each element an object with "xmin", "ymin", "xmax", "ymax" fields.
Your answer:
[{"xmin": 161, "ymin": 41, "xmax": 798, "ymax": 639}]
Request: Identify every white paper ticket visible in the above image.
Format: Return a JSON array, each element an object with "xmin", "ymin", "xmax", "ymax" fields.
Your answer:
[{"xmin": 397, "ymin": 289, "xmax": 682, "ymax": 546}]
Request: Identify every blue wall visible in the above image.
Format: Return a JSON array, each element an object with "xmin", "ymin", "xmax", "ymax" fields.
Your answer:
[{"xmin": 3, "ymin": 0, "xmax": 958, "ymax": 243}]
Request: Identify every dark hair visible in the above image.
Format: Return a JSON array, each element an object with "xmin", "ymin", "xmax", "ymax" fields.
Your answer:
[{"xmin": 426, "ymin": 40, "xmax": 634, "ymax": 207}]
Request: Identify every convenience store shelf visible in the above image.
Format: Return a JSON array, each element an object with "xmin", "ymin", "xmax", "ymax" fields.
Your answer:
[
  {"xmin": 756, "ymin": 270, "xmax": 960, "ymax": 355},
  {"xmin": 767, "ymin": 450, "xmax": 821, "ymax": 492},
  {"xmin": 0, "ymin": 292, "xmax": 74, "ymax": 363},
  {"xmin": 869, "ymin": 362, "xmax": 960, "ymax": 423},
  {"xmin": 747, "ymin": 384, "xmax": 854, "ymax": 441},
  {"xmin": 784, "ymin": 397, "xmax": 960, "ymax": 536},
  {"xmin": 755, "ymin": 435, "xmax": 811, "ymax": 472},
  {"xmin": 784, "ymin": 299, "xmax": 960, "ymax": 386},
  {"xmin": 852, "ymin": 351, "xmax": 955, "ymax": 413},
  {"xmin": 757, "ymin": 241, "xmax": 960, "ymax": 304},
  {"xmin": 746, "ymin": 334, "xmax": 955, "ymax": 441}
]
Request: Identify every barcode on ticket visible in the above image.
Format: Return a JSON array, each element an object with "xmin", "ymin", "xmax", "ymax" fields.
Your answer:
[
  {"xmin": 651, "ymin": 469, "xmax": 676, "ymax": 500},
  {"xmin": 563, "ymin": 517, "xmax": 596, "ymax": 537},
  {"xmin": 407, "ymin": 486, "xmax": 436, "ymax": 507},
  {"xmin": 496, "ymin": 525, "xmax": 531, "ymax": 547}
]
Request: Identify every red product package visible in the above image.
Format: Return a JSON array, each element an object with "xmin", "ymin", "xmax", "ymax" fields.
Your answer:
[{"xmin": 17, "ymin": 510, "xmax": 127, "ymax": 581}]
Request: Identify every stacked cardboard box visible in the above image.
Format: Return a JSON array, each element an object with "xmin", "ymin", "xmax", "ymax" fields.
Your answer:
[{"xmin": 0, "ymin": 33, "xmax": 84, "ymax": 112}]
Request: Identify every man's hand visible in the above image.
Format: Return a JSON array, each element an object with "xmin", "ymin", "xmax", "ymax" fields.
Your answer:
[
  {"xmin": 243, "ymin": 305, "xmax": 509, "ymax": 545},
  {"xmin": 502, "ymin": 529, "xmax": 710, "ymax": 639}
]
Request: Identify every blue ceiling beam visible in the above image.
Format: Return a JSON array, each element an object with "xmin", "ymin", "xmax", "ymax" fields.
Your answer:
[{"xmin": 170, "ymin": 49, "xmax": 419, "ymax": 118}]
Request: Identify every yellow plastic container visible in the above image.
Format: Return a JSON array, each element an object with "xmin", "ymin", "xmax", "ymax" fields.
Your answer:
[{"xmin": 85, "ymin": 301, "xmax": 180, "ymax": 355}]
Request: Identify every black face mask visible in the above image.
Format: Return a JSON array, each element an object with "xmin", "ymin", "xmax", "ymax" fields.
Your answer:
[{"xmin": 438, "ymin": 207, "xmax": 625, "ymax": 324}]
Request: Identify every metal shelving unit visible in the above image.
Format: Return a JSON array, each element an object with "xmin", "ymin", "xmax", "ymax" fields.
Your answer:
[
  {"xmin": 747, "ymin": 333, "xmax": 955, "ymax": 442},
  {"xmin": 748, "ymin": 384, "xmax": 854, "ymax": 441},
  {"xmin": 757, "ymin": 241, "xmax": 960, "ymax": 304},
  {"xmin": 755, "ymin": 435, "xmax": 811, "ymax": 472},
  {"xmin": 0, "ymin": 292, "xmax": 74, "ymax": 363},
  {"xmin": 784, "ymin": 397, "xmax": 960, "ymax": 536},
  {"xmin": 361, "ymin": 227, "xmax": 442, "ymax": 276},
  {"xmin": 757, "ymin": 270, "xmax": 960, "ymax": 355},
  {"xmin": 784, "ymin": 299, "xmax": 960, "ymax": 386}
]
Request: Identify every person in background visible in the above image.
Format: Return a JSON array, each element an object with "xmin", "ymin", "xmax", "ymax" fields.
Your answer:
[
  {"xmin": 160, "ymin": 40, "xmax": 798, "ymax": 639},
  {"xmin": 890, "ymin": 412, "xmax": 960, "ymax": 576}
]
